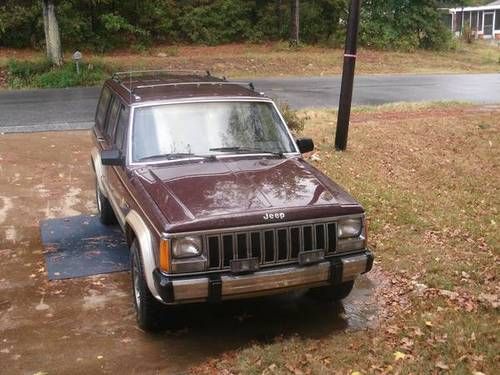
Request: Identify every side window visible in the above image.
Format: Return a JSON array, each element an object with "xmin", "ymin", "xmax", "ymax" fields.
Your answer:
[
  {"xmin": 105, "ymin": 97, "xmax": 121, "ymax": 140},
  {"xmin": 95, "ymin": 87, "xmax": 111, "ymax": 130},
  {"xmin": 115, "ymin": 105, "xmax": 130, "ymax": 151}
]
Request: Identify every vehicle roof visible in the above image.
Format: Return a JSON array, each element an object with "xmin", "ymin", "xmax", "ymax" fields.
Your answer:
[{"xmin": 106, "ymin": 72, "xmax": 265, "ymax": 105}]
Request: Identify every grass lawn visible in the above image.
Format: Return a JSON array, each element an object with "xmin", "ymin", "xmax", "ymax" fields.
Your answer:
[
  {"xmin": 0, "ymin": 41, "xmax": 499, "ymax": 89},
  {"xmin": 191, "ymin": 102, "xmax": 499, "ymax": 374}
]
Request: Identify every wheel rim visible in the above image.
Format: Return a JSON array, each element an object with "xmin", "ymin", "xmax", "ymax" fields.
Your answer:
[
  {"xmin": 132, "ymin": 254, "xmax": 141, "ymax": 309},
  {"xmin": 96, "ymin": 182, "xmax": 102, "ymax": 213}
]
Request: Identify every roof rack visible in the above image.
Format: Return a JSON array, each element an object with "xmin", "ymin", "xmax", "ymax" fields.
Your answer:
[
  {"xmin": 111, "ymin": 69, "xmax": 256, "ymax": 101},
  {"xmin": 112, "ymin": 69, "xmax": 212, "ymax": 83},
  {"xmin": 132, "ymin": 81, "xmax": 256, "ymax": 93}
]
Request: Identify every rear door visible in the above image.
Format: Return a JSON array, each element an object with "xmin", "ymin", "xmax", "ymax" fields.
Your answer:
[
  {"xmin": 100, "ymin": 94, "xmax": 125, "ymax": 224},
  {"xmin": 106, "ymin": 102, "xmax": 131, "ymax": 223},
  {"xmin": 94, "ymin": 86, "xmax": 112, "ymax": 146}
]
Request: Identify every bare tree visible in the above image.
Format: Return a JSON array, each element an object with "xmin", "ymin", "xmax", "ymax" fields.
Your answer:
[
  {"xmin": 42, "ymin": 0, "xmax": 62, "ymax": 66},
  {"xmin": 290, "ymin": 0, "xmax": 300, "ymax": 45}
]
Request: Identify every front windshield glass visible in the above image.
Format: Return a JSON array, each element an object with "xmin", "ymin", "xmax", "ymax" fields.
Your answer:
[{"xmin": 132, "ymin": 101, "xmax": 297, "ymax": 162}]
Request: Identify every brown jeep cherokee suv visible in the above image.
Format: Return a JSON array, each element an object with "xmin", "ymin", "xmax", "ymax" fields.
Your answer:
[{"xmin": 91, "ymin": 70, "xmax": 373, "ymax": 331}]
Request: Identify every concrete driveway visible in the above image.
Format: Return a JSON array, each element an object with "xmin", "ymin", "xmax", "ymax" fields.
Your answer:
[{"xmin": 1, "ymin": 73, "xmax": 499, "ymax": 133}]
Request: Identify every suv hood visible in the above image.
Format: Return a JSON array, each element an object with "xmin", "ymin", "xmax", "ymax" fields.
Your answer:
[{"xmin": 135, "ymin": 157, "xmax": 363, "ymax": 232}]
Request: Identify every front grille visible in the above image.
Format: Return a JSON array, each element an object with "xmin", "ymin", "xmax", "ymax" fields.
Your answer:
[{"xmin": 205, "ymin": 222, "xmax": 337, "ymax": 270}]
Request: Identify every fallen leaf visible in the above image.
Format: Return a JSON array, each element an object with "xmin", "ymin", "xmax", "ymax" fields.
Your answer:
[
  {"xmin": 435, "ymin": 361, "xmax": 449, "ymax": 370},
  {"xmin": 414, "ymin": 327, "xmax": 424, "ymax": 336},
  {"xmin": 400, "ymin": 337, "xmax": 414, "ymax": 350},
  {"xmin": 393, "ymin": 351, "xmax": 406, "ymax": 361},
  {"xmin": 285, "ymin": 363, "xmax": 304, "ymax": 375}
]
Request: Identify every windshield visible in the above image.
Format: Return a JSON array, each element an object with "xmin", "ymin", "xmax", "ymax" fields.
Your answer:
[{"xmin": 132, "ymin": 101, "xmax": 297, "ymax": 162}]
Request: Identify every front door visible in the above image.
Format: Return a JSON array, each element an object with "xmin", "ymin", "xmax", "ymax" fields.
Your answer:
[{"xmin": 483, "ymin": 12, "xmax": 494, "ymax": 38}]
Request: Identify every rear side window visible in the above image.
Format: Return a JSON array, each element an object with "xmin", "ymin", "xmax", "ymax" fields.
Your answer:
[
  {"xmin": 105, "ymin": 97, "xmax": 121, "ymax": 139},
  {"xmin": 96, "ymin": 87, "xmax": 111, "ymax": 130},
  {"xmin": 115, "ymin": 105, "xmax": 130, "ymax": 151}
]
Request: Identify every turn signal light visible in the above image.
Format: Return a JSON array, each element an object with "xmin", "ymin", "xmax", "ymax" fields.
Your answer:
[{"xmin": 159, "ymin": 239, "xmax": 170, "ymax": 272}]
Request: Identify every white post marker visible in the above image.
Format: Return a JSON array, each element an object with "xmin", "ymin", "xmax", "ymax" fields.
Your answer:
[{"xmin": 72, "ymin": 51, "xmax": 82, "ymax": 75}]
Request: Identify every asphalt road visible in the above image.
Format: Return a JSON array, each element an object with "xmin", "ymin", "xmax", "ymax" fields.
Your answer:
[{"xmin": 1, "ymin": 73, "xmax": 499, "ymax": 133}]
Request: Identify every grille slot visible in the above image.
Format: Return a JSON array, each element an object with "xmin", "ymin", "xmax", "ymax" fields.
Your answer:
[
  {"xmin": 277, "ymin": 229, "xmax": 288, "ymax": 260},
  {"xmin": 250, "ymin": 232, "xmax": 261, "ymax": 260},
  {"xmin": 205, "ymin": 220, "xmax": 340, "ymax": 270},
  {"xmin": 264, "ymin": 230, "xmax": 275, "ymax": 262},
  {"xmin": 236, "ymin": 233, "xmax": 248, "ymax": 259},
  {"xmin": 303, "ymin": 226, "xmax": 313, "ymax": 251},
  {"xmin": 315, "ymin": 224, "xmax": 325, "ymax": 250},
  {"xmin": 222, "ymin": 235, "xmax": 233, "ymax": 267},
  {"xmin": 207, "ymin": 236, "xmax": 220, "ymax": 269},
  {"xmin": 327, "ymin": 223, "xmax": 336, "ymax": 252},
  {"xmin": 290, "ymin": 227, "xmax": 301, "ymax": 259}
]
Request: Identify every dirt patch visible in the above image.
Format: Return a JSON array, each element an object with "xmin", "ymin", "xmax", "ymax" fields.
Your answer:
[{"xmin": 1, "ymin": 41, "xmax": 499, "ymax": 81}]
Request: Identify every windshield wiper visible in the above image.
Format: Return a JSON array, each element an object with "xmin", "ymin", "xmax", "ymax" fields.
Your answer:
[
  {"xmin": 209, "ymin": 146, "xmax": 284, "ymax": 157},
  {"xmin": 138, "ymin": 152, "xmax": 214, "ymax": 162}
]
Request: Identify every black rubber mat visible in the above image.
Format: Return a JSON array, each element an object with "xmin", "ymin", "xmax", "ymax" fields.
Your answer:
[{"xmin": 40, "ymin": 215, "xmax": 129, "ymax": 280}]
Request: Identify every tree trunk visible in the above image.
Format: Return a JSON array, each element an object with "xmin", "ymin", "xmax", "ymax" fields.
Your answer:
[
  {"xmin": 290, "ymin": 0, "xmax": 299, "ymax": 45},
  {"xmin": 42, "ymin": 0, "xmax": 63, "ymax": 66}
]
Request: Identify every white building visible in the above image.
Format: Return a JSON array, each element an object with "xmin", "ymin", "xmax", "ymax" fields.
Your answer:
[{"xmin": 446, "ymin": 1, "xmax": 500, "ymax": 39}]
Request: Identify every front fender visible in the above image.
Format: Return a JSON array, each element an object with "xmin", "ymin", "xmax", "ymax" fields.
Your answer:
[
  {"xmin": 91, "ymin": 146, "xmax": 107, "ymax": 197},
  {"xmin": 126, "ymin": 210, "xmax": 161, "ymax": 301}
]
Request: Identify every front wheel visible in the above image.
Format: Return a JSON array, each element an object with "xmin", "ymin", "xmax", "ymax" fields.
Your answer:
[
  {"xmin": 307, "ymin": 280, "xmax": 355, "ymax": 303},
  {"xmin": 130, "ymin": 239, "xmax": 164, "ymax": 331}
]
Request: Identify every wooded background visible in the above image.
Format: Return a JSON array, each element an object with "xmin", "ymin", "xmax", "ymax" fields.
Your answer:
[{"xmin": 0, "ymin": 1, "xmax": 485, "ymax": 52}]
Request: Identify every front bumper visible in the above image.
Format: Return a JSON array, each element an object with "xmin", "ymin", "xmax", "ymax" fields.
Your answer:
[{"xmin": 153, "ymin": 250, "xmax": 374, "ymax": 304}]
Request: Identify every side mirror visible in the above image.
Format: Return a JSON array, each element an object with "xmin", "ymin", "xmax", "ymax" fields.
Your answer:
[
  {"xmin": 296, "ymin": 138, "xmax": 314, "ymax": 154},
  {"xmin": 101, "ymin": 149, "xmax": 124, "ymax": 166}
]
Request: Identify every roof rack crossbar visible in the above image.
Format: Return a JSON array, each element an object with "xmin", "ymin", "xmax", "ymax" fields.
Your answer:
[
  {"xmin": 131, "ymin": 81, "xmax": 256, "ymax": 93},
  {"xmin": 112, "ymin": 69, "xmax": 210, "ymax": 83}
]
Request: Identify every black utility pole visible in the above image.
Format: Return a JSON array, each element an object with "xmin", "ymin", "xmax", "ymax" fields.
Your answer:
[{"xmin": 335, "ymin": 0, "xmax": 361, "ymax": 151}]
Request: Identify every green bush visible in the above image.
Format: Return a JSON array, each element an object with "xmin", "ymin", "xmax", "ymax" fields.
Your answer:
[
  {"xmin": 278, "ymin": 101, "xmax": 306, "ymax": 134},
  {"xmin": 360, "ymin": 0, "xmax": 454, "ymax": 51},
  {"xmin": 7, "ymin": 59, "xmax": 110, "ymax": 89},
  {"xmin": 0, "ymin": 0, "xmax": 455, "ymax": 52},
  {"xmin": 178, "ymin": 0, "xmax": 255, "ymax": 44}
]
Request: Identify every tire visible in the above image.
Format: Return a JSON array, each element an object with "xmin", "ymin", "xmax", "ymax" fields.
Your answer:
[
  {"xmin": 95, "ymin": 179, "xmax": 117, "ymax": 225},
  {"xmin": 307, "ymin": 280, "xmax": 355, "ymax": 303},
  {"xmin": 130, "ymin": 239, "xmax": 164, "ymax": 331}
]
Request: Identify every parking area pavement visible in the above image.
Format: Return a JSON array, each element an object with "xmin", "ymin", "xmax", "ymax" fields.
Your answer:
[{"xmin": 0, "ymin": 130, "xmax": 381, "ymax": 374}]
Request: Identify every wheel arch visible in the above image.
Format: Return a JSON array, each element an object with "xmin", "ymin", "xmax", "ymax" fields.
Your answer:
[
  {"xmin": 125, "ymin": 210, "xmax": 161, "ymax": 301},
  {"xmin": 91, "ymin": 146, "xmax": 107, "ymax": 196}
]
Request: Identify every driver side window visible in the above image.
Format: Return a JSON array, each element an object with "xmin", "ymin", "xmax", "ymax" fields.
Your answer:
[
  {"xmin": 104, "ymin": 97, "xmax": 121, "ymax": 140},
  {"xmin": 115, "ymin": 105, "xmax": 130, "ymax": 152}
]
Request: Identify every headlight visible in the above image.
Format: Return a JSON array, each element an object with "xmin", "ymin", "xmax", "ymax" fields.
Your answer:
[
  {"xmin": 171, "ymin": 236, "xmax": 202, "ymax": 258},
  {"xmin": 338, "ymin": 218, "xmax": 363, "ymax": 239}
]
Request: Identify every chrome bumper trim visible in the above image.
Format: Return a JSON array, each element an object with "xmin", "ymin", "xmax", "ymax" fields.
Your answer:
[
  {"xmin": 169, "ymin": 252, "xmax": 370, "ymax": 303},
  {"xmin": 172, "ymin": 278, "xmax": 209, "ymax": 301},
  {"xmin": 341, "ymin": 254, "xmax": 367, "ymax": 281},
  {"xmin": 221, "ymin": 262, "xmax": 330, "ymax": 298}
]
